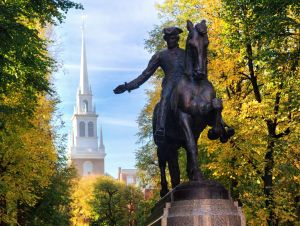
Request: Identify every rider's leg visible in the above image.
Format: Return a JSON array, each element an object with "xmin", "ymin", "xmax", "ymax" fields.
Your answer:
[{"xmin": 154, "ymin": 82, "xmax": 173, "ymax": 143}]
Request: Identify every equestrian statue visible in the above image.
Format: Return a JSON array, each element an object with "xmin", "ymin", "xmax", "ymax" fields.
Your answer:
[{"xmin": 114, "ymin": 20, "xmax": 234, "ymax": 197}]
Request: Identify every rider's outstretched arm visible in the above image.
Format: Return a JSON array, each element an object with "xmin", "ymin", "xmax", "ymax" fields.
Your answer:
[{"xmin": 125, "ymin": 52, "xmax": 160, "ymax": 92}]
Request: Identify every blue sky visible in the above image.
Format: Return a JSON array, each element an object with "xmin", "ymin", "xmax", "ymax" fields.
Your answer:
[{"xmin": 53, "ymin": 0, "xmax": 162, "ymax": 178}]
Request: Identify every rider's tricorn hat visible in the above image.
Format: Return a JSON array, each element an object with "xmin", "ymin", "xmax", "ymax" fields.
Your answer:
[{"xmin": 163, "ymin": 27, "xmax": 183, "ymax": 36}]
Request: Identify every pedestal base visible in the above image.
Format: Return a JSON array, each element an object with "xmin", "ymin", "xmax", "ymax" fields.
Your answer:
[{"xmin": 146, "ymin": 180, "xmax": 245, "ymax": 226}]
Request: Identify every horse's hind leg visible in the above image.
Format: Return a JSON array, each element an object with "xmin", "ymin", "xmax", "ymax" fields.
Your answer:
[
  {"xmin": 167, "ymin": 144, "xmax": 180, "ymax": 188},
  {"xmin": 158, "ymin": 146, "xmax": 169, "ymax": 197},
  {"xmin": 184, "ymin": 144, "xmax": 194, "ymax": 180}
]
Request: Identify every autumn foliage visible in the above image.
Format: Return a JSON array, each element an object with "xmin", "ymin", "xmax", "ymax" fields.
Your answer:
[
  {"xmin": 136, "ymin": 0, "xmax": 299, "ymax": 225},
  {"xmin": 0, "ymin": 0, "xmax": 81, "ymax": 224}
]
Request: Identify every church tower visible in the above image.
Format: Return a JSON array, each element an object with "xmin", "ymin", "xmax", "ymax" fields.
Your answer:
[{"xmin": 69, "ymin": 19, "xmax": 106, "ymax": 176}]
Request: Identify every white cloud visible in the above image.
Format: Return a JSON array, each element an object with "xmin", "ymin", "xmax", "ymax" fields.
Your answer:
[
  {"xmin": 55, "ymin": 0, "xmax": 159, "ymax": 71},
  {"xmin": 100, "ymin": 116, "xmax": 137, "ymax": 128}
]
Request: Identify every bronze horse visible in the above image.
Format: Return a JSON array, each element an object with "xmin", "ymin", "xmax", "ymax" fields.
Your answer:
[{"xmin": 153, "ymin": 20, "xmax": 234, "ymax": 197}]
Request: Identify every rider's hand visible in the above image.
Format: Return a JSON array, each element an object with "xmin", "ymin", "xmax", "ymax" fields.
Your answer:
[{"xmin": 113, "ymin": 84, "xmax": 127, "ymax": 94}]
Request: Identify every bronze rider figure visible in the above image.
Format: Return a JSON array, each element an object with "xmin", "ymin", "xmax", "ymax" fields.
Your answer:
[{"xmin": 113, "ymin": 27, "xmax": 185, "ymax": 144}]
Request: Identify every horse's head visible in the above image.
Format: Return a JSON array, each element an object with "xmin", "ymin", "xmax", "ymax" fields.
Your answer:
[{"xmin": 185, "ymin": 20, "xmax": 209, "ymax": 80}]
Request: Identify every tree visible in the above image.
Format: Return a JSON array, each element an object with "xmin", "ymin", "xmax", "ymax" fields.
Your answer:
[
  {"xmin": 0, "ymin": 0, "xmax": 82, "ymax": 123},
  {"xmin": 135, "ymin": 79, "xmax": 161, "ymax": 189},
  {"xmin": 0, "ymin": 95, "xmax": 57, "ymax": 224},
  {"xmin": 217, "ymin": 1, "xmax": 299, "ymax": 224},
  {"xmin": 90, "ymin": 176, "xmax": 127, "ymax": 226},
  {"xmin": 71, "ymin": 176, "xmax": 98, "ymax": 226},
  {"xmin": 21, "ymin": 110, "xmax": 77, "ymax": 225},
  {"xmin": 90, "ymin": 176, "xmax": 147, "ymax": 226},
  {"xmin": 136, "ymin": 0, "xmax": 299, "ymax": 225},
  {"xmin": 0, "ymin": 0, "xmax": 82, "ymax": 224},
  {"xmin": 123, "ymin": 185, "xmax": 143, "ymax": 226}
]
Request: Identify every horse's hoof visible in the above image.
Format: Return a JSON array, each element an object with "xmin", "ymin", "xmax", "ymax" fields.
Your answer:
[
  {"xmin": 160, "ymin": 189, "xmax": 169, "ymax": 197},
  {"xmin": 226, "ymin": 127, "xmax": 235, "ymax": 137},
  {"xmin": 194, "ymin": 174, "xmax": 204, "ymax": 181},
  {"xmin": 220, "ymin": 135, "xmax": 228, "ymax": 143},
  {"xmin": 208, "ymin": 129, "xmax": 220, "ymax": 140},
  {"xmin": 190, "ymin": 169, "xmax": 204, "ymax": 181}
]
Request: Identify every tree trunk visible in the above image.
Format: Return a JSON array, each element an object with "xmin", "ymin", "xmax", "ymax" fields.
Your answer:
[
  {"xmin": 263, "ymin": 92, "xmax": 281, "ymax": 226},
  {"xmin": 263, "ymin": 138, "xmax": 276, "ymax": 226},
  {"xmin": 246, "ymin": 43, "xmax": 262, "ymax": 103}
]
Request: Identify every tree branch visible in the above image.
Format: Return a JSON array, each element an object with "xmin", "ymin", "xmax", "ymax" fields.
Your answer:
[
  {"xmin": 239, "ymin": 72, "xmax": 251, "ymax": 80},
  {"xmin": 275, "ymin": 128, "xmax": 291, "ymax": 138}
]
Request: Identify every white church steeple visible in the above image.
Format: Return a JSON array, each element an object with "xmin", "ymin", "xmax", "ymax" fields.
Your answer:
[
  {"xmin": 79, "ymin": 18, "xmax": 90, "ymax": 95},
  {"xmin": 69, "ymin": 17, "xmax": 106, "ymax": 177}
]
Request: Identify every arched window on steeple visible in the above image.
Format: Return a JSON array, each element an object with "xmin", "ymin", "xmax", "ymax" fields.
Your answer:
[
  {"xmin": 83, "ymin": 100, "xmax": 88, "ymax": 112},
  {"xmin": 79, "ymin": 121, "xmax": 85, "ymax": 137},
  {"xmin": 88, "ymin": 122, "xmax": 94, "ymax": 137}
]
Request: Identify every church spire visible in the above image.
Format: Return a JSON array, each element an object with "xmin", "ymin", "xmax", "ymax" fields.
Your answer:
[
  {"xmin": 79, "ymin": 16, "xmax": 90, "ymax": 94},
  {"xmin": 69, "ymin": 16, "xmax": 106, "ymax": 177}
]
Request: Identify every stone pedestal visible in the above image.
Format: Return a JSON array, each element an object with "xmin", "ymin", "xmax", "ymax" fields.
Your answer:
[{"xmin": 146, "ymin": 180, "xmax": 246, "ymax": 226}]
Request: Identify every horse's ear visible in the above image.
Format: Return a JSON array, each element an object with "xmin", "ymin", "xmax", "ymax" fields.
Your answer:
[{"xmin": 187, "ymin": 20, "xmax": 194, "ymax": 32}]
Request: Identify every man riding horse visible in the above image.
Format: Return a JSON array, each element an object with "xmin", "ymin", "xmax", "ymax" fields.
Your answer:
[
  {"xmin": 114, "ymin": 21, "xmax": 235, "ymax": 197},
  {"xmin": 113, "ymin": 26, "xmax": 185, "ymax": 144}
]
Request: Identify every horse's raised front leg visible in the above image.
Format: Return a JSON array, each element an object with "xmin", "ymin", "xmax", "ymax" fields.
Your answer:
[
  {"xmin": 207, "ymin": 98, "xmax": 224, "ymax": 140},
  {"xmin": 219, "ymin": 118, "xmax": 235, "ymax": 143},
  {"xmin": 178, "ymin": 111, "xmax": 203, "ymax": 181},
  {"xmin": 157, "ymin": 146, "xmax": 169, "ymax": 197}
]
